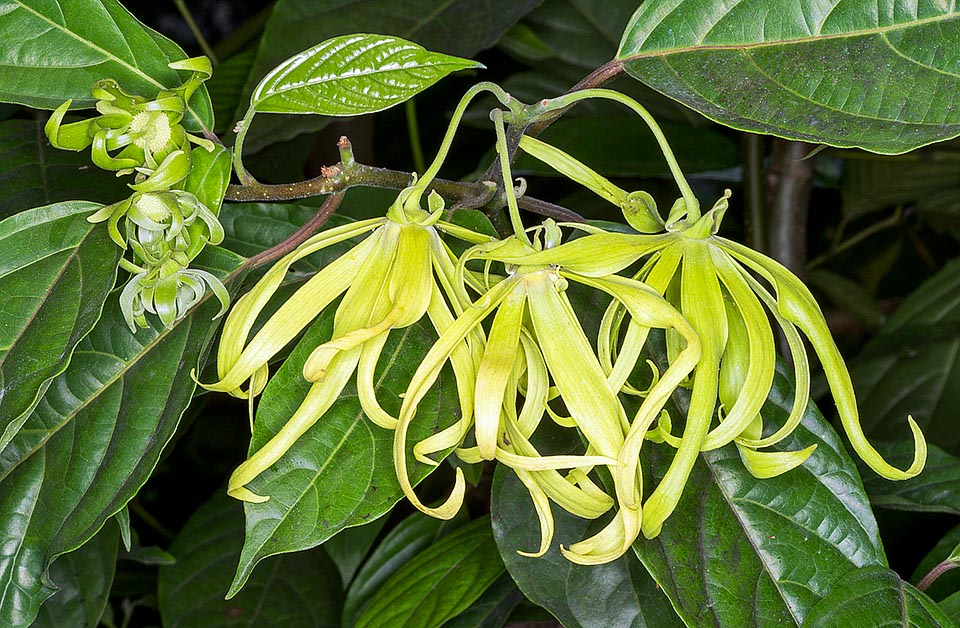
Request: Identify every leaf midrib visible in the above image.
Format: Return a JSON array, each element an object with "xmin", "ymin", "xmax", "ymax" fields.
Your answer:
[
  {"xmin": 11, "ymin": 1, "xmax": 206, "ymax": 126},
  {"xmin": 619, "ymin": 11, "xmax": 958, "ymax": 62}
]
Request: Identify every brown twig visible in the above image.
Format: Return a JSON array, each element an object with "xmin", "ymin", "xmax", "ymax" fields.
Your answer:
[
  {"xmin": 766, "ymin": 139, "xmax": 815, "ymax": 280},
  {"xmin": 918, "ymin": 559, "xmax": 960, "ymax": 591},
  {"xmin": 242, "ymin": 192, "xmax": 344, "ymax": 271}
]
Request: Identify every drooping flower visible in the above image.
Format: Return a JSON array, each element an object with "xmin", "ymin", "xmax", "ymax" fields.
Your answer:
[
  {"xmin": 203, "ymin": 186, "xmax": 493, "ymax": 502},
  {"xmin": 392, "ymin": 221, "xmax": 701, "ymax": 564}
]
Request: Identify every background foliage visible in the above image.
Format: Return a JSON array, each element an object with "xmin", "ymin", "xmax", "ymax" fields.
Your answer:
[{"xmin": 0, "ymin": 1, "xmax": 959, "ymax": 627}]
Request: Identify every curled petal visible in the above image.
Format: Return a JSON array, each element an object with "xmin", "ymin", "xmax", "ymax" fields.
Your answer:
[{"xmin": 736, "ymin": 443, "xmax": 818, "ymax": 479}]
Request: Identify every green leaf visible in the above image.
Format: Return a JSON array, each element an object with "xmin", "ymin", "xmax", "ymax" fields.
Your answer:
[
  {"xmin": 515, "ymin": 116, "xmax": 739, "ymax": 178},
  {"xmin": 323, "ymin": 517, "xmax": 388, "ymax": 587},
  {"xmin": 618, "ymin": 2, "xmax": 960, "ymax": 154},
  {"xmin": 0, "ymin": 0, "xmax": 214, "ymax": 129},
  {"xmin": 0, "ymin": 247, "xmax": 242, "ymax": 627},
  {"xmin": 803, "ymin": 566, "xmax": 957, "ymax": 628},
  {"xmin": 633, "ymin": 363, "xmax": 886, "ymax": 627},
  {"xmin": 441, "ymin": 573, "xmax": 522, "ymax": 628},
  {"xmin": 807, "ymin": 269, "xmax": 885, "ymax": 332},
  {"xmin": 250, "ymin": 34, "xmax": 481, "ymax": 116},
  {"xmin": 183, "ymin": 144, "xmax": 232, "ymax": 214},
  {"xmin": 849, "ymin": 257, "xmax": 960, "ymax": 452},
  {"xmin": 841, "ymin": 158, "xmax": 960, "ymax": 221},
  {"xmin": 861, "ymin": 442, "xmax": 960, "ymax": 515},
  {"xmin": 158, "ymin": 490, "xmax": 343, "ymax": 628},
  {"xmin": 354, "ymin": 517, "xmax": 505, "ymax": 628},
  {"xmin": 0, "ymin": 119, "xmax": 129, "ymax": 219},
  {"xmin": 0, "ymin": 201, "xmax": 121, "ymax": 451},
  {"xmin": 229, "ymin": 310, "xmax": 460, "ymax": 597},
  {"xmin": 235, "ymin": 0, "xmax": 541, "ymax": 149},
  {"xmin": 343, "ymin": 511, "xmax": 466, "ymax": 627},
  {"xmin": 491, "ymin": 465, "xmax": 683, "ymax": 628},
  {"xmin": 31, "ymin": 521, "xmax": 119, "ymax": 628},
  {"xmin": 912, "ymin": 524, "xmax": 960, "ymax": 603}
]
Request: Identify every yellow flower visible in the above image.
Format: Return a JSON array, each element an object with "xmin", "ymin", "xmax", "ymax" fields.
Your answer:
[
  {"xmin": 392, "ymin": 222, "xmax": 700, "ymax": 564},
  {"xmin": 202, "ymin": 186, "xmax": 491, "ymax": 502}
]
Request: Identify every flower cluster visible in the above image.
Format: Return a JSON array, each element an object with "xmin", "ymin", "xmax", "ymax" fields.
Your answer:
[
  {"xmin": 45, "ymin": 58, "xmax": 228, "ymax": 331},
  {"xmin": 210, "ymin": 85, "xmax": 927, "ymax": 565}
]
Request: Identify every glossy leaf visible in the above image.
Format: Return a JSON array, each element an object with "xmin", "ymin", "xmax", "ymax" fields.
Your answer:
[
  {"xmin": 491, "ymin": 466, "xmax": 683, "ymax": 628},
  {"xmin": 235, "ymin": 0, "xmax": 540, "ymax": 149},
  {"xmin": 250, "ymin": 34, "xmax": 481, "ymax": 116},
  {"xmin": 618, "ymin": 2, "xmax": 960, "ymax": 154},
  {"xmin": 343, "ymin": 511, "xmax": 466, "ymax": 627},
  {"xmin": 229, "ymin": 310, "xmax": 460, "ymax": 597},
  {"xmin": 632, "ymin": 363, "xmax": 886, "ymax": 627},
  {"xmin": 354, "ymin": 517, "xmax": 505, "ymax": 628},
  {"xmin": 158, "ymin": 491, "xmax": 342, "ymax": 628},
  {"xmin": 441, "ymin": 573, "xmax": 523, "ymax": 628},
  {"xmin": 0, "ymin": 119, "xmax": 129, "ymax": 219},
  {"xmin": 183, "ymin": 144, "xmax": 232, "ymax": 215},
  {"xmin": 862, "ymin": 442, "xmax": 960, "ymax": 515},
  {"xmin": 323, "ymin": 516, "xmax": 388, "ymax": 587},
  {"xmin": 0, "ymin": 246, "xmax": 242, "ymax": 627},
  {"xmin": 850, "ymin": 257, "xmax": 960, "ymax": 452},
  {"xmin": 803, "ymin": 566, "xmax": 956, "ymax": 628},
  {"xmin": 515, "ymin": 115, "xmax": 739, "ymax": 178},
  {"xmin": 0, "ymin": 0, "xmax": 213, "ymax": 129},
  {"xmin": 0, "ymin": 201, "xmax": 121, "ymax": 451},
  {"xmin": 32, "ymin": 521, "xmax": 119, "ymax": 628}
]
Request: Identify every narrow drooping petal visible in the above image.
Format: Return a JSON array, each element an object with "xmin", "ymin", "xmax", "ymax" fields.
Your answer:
[{"xmin": 721, "ymin": 237, "xmax": 926, "ymax": 479}]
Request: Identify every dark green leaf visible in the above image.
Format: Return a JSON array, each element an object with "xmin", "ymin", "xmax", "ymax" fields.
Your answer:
[
  {"xmin": 206, "ymin": 48, "xmax": 257, "ymax": 134},
  {"xmin": 911, "ymin": 524, "xmax": 960, "ymax": 603},
  {"xmin": 807, "ymin": 269, "xmax": 885, "ymax": 331},
  {"xmin": 441, "ymin": 573, "xmax": 522, "ymax": 628},
  {"xmin": 323, "ymin": 517, "xmax": 388, "ymax": 587},
  {"xmin": 515, "ymin": 116, "xmax": 739, "ymax": 178},
  {"xmin": 250, "ymin": 34, "xmax": 481, "ymax": 116},
  {"xmin": 0, "ymin": 0, "xmax": 213, "ymax": 129},
  {"xmin": 491, "ymin": 465, "xmax": 683, "ymax": 628},
  {"xmin": 850, "ymin": 257, "xmax": 960, "ymax": 452},
  {"xmin": 355, "ymin": 517, "xmax": 504, "ymax": 628},
  {"xmin": 618, "ymin": 2, "xmax": 960, "ymax": 154},
  {"xmin": 841, "ymin": 158, "xmax": 960, "ymax": 221},
  {"xmin": 862, "ymin": 442, "xmax": 960, "ymax": 515},
  {"xmin": 0, "ymin": 247, "xmax": 243, "ymax": 627},
  {"xmin": 633, "ymin": 363, "xmax": 886, "ymax": 627},
  {"xmin": 229, "ymin": 310, "xmax": 460, "ymax": 597},
  {"xmin": 31, "ymin": 521, "xmax": 119, "ymax": 628},
  {"xmin": 803, "ymin": 566, "xmax": 956, "ymax": 628},
  {"xmin": 0, "ymin": 201, "xmax": 121, "ymax": 450},
  {"xmin": 343, "ymin": 511, "xmax": 466, "ymax": 627},
  {"xmin": 0, "ymin": 119, "xmax": 129, "ymax": 219},
  {"xmin": 158, "ymin": 490, "xmax": 343, "ymax": 628}
]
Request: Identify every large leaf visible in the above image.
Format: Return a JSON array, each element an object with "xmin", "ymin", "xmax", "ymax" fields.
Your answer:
[
  {"xmin": 158, "ymin": 490, "xmax": 343, "ymax": 628},
  {"xmin": 632, "ymin": 364, "xmax": 886, "ymax": 627},
  {"xmin": 0, "ymin": 247, "xmax": 242, "ymax": 627},
  {"xmin": 803, "ymin": 566, "xmax": 956, "ymax": 628},
  {"xmin": 0, "ymin": 119, "xmax": 129, "ymax": 219},
  {"xmin": 250, "ymin": 34, "xmax": 482, "ymax": 116},
  {"xmin": 229, "ymin": 309, "xmax": 460, "ymax": 597},
  {"xmin": 861, "ymin": 442, "xmax": 960, "ymax": 515},
  {"xmin": 31, "ymin": 520, "xmax": 119, "ymax": 628},
  {"xmin": 618, "ymin": 2, "xmax": 960, "ymax": 154},
  {"xmin": 0, "ymin": 0, "xmax": 214, "ymax": 129},
  {"xmin": 441, "ymin": 573, "xmax": 523, "ymax": 628},
  {"xmin": 850, "ymin": 257, "xmax": 960, "ymax": 452},
  {"xmin": 343, "ymin": 511, "xmax": 466, "ymax": 627},
  {"xmin": 0, "ymin": 201, "xmax": 121, "ymax": 451},
  {"xmin": 492, "ymin": 465, "xmax": 683, "ymax": 628},
  {"xmin": 235, "ymin": 0, "xmax": 541, "ymax": 149},
  {"xmin": 323, "ymin": 517, "xmax": 388, "ymax": 587},
  {"xmin": 354, "ymin": 517, "xmax": 505, "ymax": 628}
]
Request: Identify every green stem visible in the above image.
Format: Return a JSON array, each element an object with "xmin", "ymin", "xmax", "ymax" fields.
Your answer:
[
  {"xmin": 406, "ymin": 98, "xmax": 426, "ymax": 174},
  {"xmin": 539, "ymin": 88, "xmax": 700, "ymax": 220},
  {"xmin": 417, "ymin": 81, "xmax": 515, "ymax": 190},
  {"xmin": 172, "ymin": 0, "xmax": 219, "ymax": 65},
  {"xmin": 232, "ymin": 106, "xmax": 258, "ymax": 186},
  {"xmin": 492, "ymin": 108, "xmax": 529, "ymax": 244}
]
